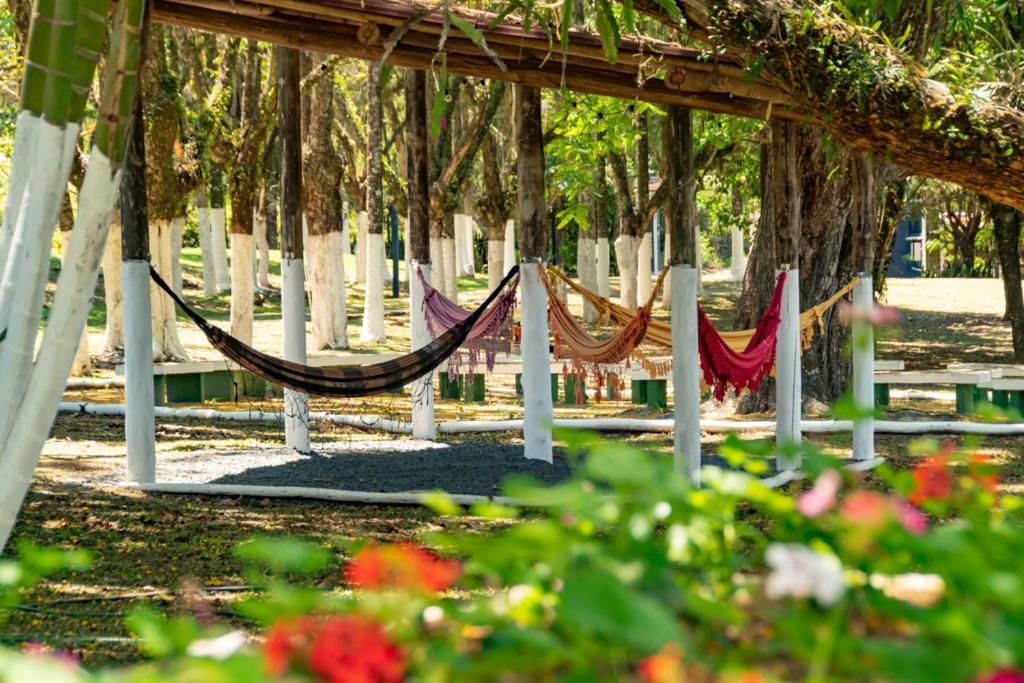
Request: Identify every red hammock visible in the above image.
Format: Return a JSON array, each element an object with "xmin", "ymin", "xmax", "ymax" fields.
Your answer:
[{"xmin": 698, "ymin": 272, "xmax": 787, "ymax": 400}]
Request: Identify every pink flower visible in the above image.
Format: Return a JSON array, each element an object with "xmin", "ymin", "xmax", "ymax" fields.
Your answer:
[
  {"xmin": 893, "ymin": 499, "xmax": 928, "ymax": 535},
  {"xmin": 797, "ymin": 469, "xmax": 841, "ymax": 517},
  {"xmin": 840, "ymin": 490, "xmax": 891, "ymax": 528},
  {"xmin": 977, "ymin": 669, "xmax": 1024, "ymax": 683},
  {"xmin": 838, "ymin": 302, "xmax": 902, "ymax": 327}
]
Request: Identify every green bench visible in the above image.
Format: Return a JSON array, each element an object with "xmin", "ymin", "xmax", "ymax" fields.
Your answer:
[{"xmin": 873, "ymin": 370, "xmax": 992, "ymax": 415}]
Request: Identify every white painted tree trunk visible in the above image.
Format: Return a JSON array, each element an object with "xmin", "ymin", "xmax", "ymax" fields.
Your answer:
[
  {"xmin": 196, "ymin": 196, "xmax": 217, "ymax": 296},
  {"xmin": 637, "ymin": 231, "xmax": 653, "ymax": 304},
  {"xmin": 661, "ymin": 233, "xmax": 672, "ymax": 309},
  {"xmin": 694, "ymin": 219, "xmax": 704, "ymax": 296},
  {"xmin": 454, "ymin": 214, "xmax": 467, "ymax": 276},
  {"xmin": 229, "ymin": 232, "xmax": 255, "ymax": 345},
  {"xmin": 282, "ymin": 256, "xmax": 310, "ymax": 452},
  {"xmin": 671, "ymin": 265, "xmax": 701, "ymax": 482},
  {"xmin": 487, "ymin": 239, "xmax": 504, "ymax": 291},
  {"xmin": 210, "ymin": 207, "xmax": 231, "ymax": 293},
  {"xmin": 355, "ymin": 210, "xmax": 368, "ymax": 283},
  {"xmin": 775, "ymin": 268, "xmax": 802, "ymax": 470},
  {"xmin": 341, "ymin": 202, "xmax": 351, "ymax": 256},
  {"xmin": 101, "ymin": 217, "xmax": 124, "ymax": 351},
  {"xmin": 58, "ymin": 230, "xmax": 91, "ymax": 376},
  {"xmin": 0, "ymin": 121, "xmax": 79, "ymax": 429},
  {"xmin": 0, "ymin": 153, "xmax": 129, "ymax": 551},
  {"xmin": 255, "ymin": 216, "xmax": 271, "ymax": 291},
  {"xmin": 597, "ymin": 236, "xmax": 610, "ymax": 298},
  {"xmin": 123, "ymin": 259, "xmax": 155, "ymax": 483},
  {"xmin": 409, "ymin": 260, "xmax": 435, "ymax": 440},
  {"xmin": 0, "ymin": 112, "xmax": 41, "ymax": 274},
  {"xmin": 577, "ymin": 236, "xmax": 598, "ymax": 324},
  {"xmin": 503, "ymin": 220, "xmax": 516, "ymax": 275},
  {"xmin": 520, "ymin": 261, "xmax": 553, "ymax": 462},
  {"xmin": 430, "ymin": 237, "xmax": 442, "ymax": 292},
  {"xmin": 852, "ymin": 275, "xmax": 875, "ymax": 461},
  {"xmin": 442, "ymin": 236, "xmax": 457, "ymax": 301},
  {"xmin": 307, "ymin": 231, "xmax": 349, "ymax": 350},
  {"xmin": 730, "ymin": 225, "xmax": 746, "ymax": 282},
  {"xmin": 150, "ymin": 219, "xmax": 190, "ymax": 361},
  {"xmin": 360, "ymin": 233, "xmax": 387, "ymax": 343},
  {"xmin": 462, "ymin": 217, "xmax": 476, "ymax": 276},
  {"xmin": 382, "ymin": 231, "xmax": 392, "ymax": 285},
  {"xmin": 170, "ymin": 216, "xmax": 185, "ymax": 294},
  {"xmin": 614, "ymin": 234, "xmax": 638, "ymax": 310}
]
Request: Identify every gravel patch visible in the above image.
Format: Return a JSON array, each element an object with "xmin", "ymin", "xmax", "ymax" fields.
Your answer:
[{"xmin": 154, "ymin": 439, "xmax": 575, "ymax": 497}]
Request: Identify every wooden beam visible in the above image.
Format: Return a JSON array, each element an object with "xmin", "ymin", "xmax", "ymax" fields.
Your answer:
[
  {"xmin": 152, "ymin": 0, "xmax": 809, "ymax": 122},
  {"xmin": 277, "ymin": 46, "xmax": 302, "ymax": 260}
]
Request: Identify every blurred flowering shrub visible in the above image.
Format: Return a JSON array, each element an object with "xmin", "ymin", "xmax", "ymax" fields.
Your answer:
[{"xmin": 1, "ymin": 431, "xmax": 1022, "ymax": 682}]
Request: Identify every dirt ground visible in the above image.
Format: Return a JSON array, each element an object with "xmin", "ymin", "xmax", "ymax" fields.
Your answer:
[{"xmin": 7, "ymin": 261, "xmax": 1023, "ymax": 665}]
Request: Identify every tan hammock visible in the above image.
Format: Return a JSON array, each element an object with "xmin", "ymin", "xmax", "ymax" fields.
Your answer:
[{"xmin": 549, "ymin": 267, "xmax": 860, "ymax": 352}]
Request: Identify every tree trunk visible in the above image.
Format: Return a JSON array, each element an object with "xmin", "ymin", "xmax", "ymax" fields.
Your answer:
[
  {"xmin": 151, "ymin": 218, "xmax": 190, "ymax": 360},
  {"xmin": 736, "ymin": 125, "xmax": 852, "ymax": 411},
  {"xmin": 988, "ymin": 201, "xmax": 1024, "ymax": 361},
  {"xmin": 101, "ymin": 213, "xmax": 124, "ymax": 352},
  {"xmin": 195, "ymin": 186, "xmax": 217, "ymax": 296},
  {"xmin": 303, "ymin": 53, "xmax": 349, "ymax": 350},
  {"xmin": 209, "ymin": 170, "xmax": 230, "ymax": 293},
  {"xmin": 58, "ymin": 199, "xmax": 91, "ymax": 376},
  {"xmin": 361, "ymin": 61, "xmax": 386, "ymax": 343},
  {"xmin": 170, "ymin": 215, "xmax": 185, "ymax": 293},
  {"xmin": 578, "ymin": 202, "xmax": 598, "ymax": 324}
]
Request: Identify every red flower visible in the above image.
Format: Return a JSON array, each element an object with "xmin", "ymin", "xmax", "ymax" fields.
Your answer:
[
  {"xmin": 977, "ymin": 669, "xmax": 1024, "ymax": 683},
  {"xmin": 345, "ymin": 543, "xmax": 460, "ymax": 594},
  {"xmin": 263, "ymin": 615, "xmax": 405, "ymax": 683},
  {"xmin": 308, "ymin": 615, "xmax": 405, "ymax": 683},
  {"xmin": 968, "ymin": 454, "xmax": 999, "ymax": 496},
  {"xmin": 909, "ymin": 453, "xmax": 953, "ymax": 505},
  {"xmin": 638, "ymin": 644, "xmax": 685, "ymax": 683}
]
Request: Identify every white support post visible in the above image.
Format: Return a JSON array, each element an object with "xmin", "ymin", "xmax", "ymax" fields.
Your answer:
[
  {"xmin": 672, "ymin": 265, "xmax": 702, "ymax": 481},
  {"xmin": 123, "ymin": 259, "xmax": 156, "ymax": 483},
  {"xmin": 775, "ymin": 267, "xmax": 802, "ymax": 470},
  {"xmin": 852, "ymin": 274, "xmax": 875, "ymax": 461},
  {"xmin": 282, "ymin": 257, "xmax": 310, "ymax": 452},
  {"xmin": 409, "ymin": 261, "xmax": 435, "ymax": 440},
  {"xmin": 520, "ymin": 261, "xmax": 553, "ymax": 462}
]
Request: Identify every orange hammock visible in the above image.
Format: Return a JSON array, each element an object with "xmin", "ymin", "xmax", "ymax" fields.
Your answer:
[
  {"xmin": 549, "ymin": 267, "xmax": 859, "ymax": 353},
  {"xmin": 540, "ymin": 266, "xmax": 669, "ymax": 401}
]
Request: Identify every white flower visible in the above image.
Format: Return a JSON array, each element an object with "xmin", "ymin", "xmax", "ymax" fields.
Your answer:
[
  {"xmin": 186, "ymin": 630, "xmax": 247, "ymax": 660},
  {"xmin": 765, "ymin": 543, "xmax": 845, "ymax": 606}
]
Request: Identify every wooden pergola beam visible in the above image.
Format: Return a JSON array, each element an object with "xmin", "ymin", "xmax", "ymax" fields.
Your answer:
[{"xmin": 153, "ymin": 0, "xmax": 810, "ymax": 123}]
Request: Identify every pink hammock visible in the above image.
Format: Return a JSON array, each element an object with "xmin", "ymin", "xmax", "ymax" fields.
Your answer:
[
  {"xmin": 698, "ymin": 272, "xmax": 787, "ymax": 400},
  {"xmin": 418, "ymin": 266, "xmax": 519, "ymax": 379}
]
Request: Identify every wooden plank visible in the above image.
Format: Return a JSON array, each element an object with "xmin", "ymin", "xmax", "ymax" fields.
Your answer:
[
  {"xmin": 977, "ymin": 378, "xmax": 1024, "ymax": 391},
  {"xmin": 875, "ymin": 359, "xmax": 905, "ymax": 371},
  {"xmin": 948, "ymin": 362, "xmax": 1024, "ymax": 378},
  {"xmin": 874, "ymin": 371, "xmax": 991, "ymax": 385}
]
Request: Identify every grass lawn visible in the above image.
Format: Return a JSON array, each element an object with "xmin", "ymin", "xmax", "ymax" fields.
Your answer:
[{"xmin": 6, "ymin": 263, "xmax": 1023, "ymax": 665}]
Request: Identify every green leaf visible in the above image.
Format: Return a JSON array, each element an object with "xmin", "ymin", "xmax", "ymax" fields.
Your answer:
[
  {"xmin": 234, "ymin": 537, "xmax": 329, "ymax": 575},
  {"xmin": 594, "ymin": 0, "xmax": 620, "ymax": 65},
  {"xmin": 448, "ymin": 12, "xmax": 507, "ymax": 71},
  {"xmin": 421, "ymin": 490, "xmax": 464, "ymax": 516},
  {"xmin": 558, "ymin": 570, "xmax": 686, "ymax": 651},
  {"xmin": 126, "ymin": 606, "xmax": 202, "ymax": 658}
]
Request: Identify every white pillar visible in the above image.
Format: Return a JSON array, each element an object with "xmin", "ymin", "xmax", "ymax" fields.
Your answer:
[
  {"xmin": 409, "ymin": 261, "xmax": 435, "ymax": 439},
  {"xmin": 596, "ymin": 236, "xmax": 610, "ymax": 298},
  {"xmin": 775, "ymin": 268, "xmax": 802, "ymax": 470},
  {"xmin": 503, "ymin": 219, "xmax": 515, "ymax": 275},
  {"xmin": 210, "ymin": 207, "xmax": 230, "ymax": 293},
  {"xmin": 123, "ymin": 260, "xmax": 155, "ymax": 484},
  {"xmin": 637, "ymin": 231, "xmax": 653, "ymax": 303},
  {"xmin": 282, "ymin": 257, "xmax": 310, "ymax": 452},
  {"xmin": 520, "ymin": 261, "xmax": 553, "ymax": 462},
  {"xmin": 730, "ymin": 225, "xmax": 746, "ymax": 282},
  {"xmin": 852, "ymin": 274, "xmax": 874, "ymax": 461},
  {"xmin": 671, "ymin": 265, "xmax": 701, "ymax": 482}
]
